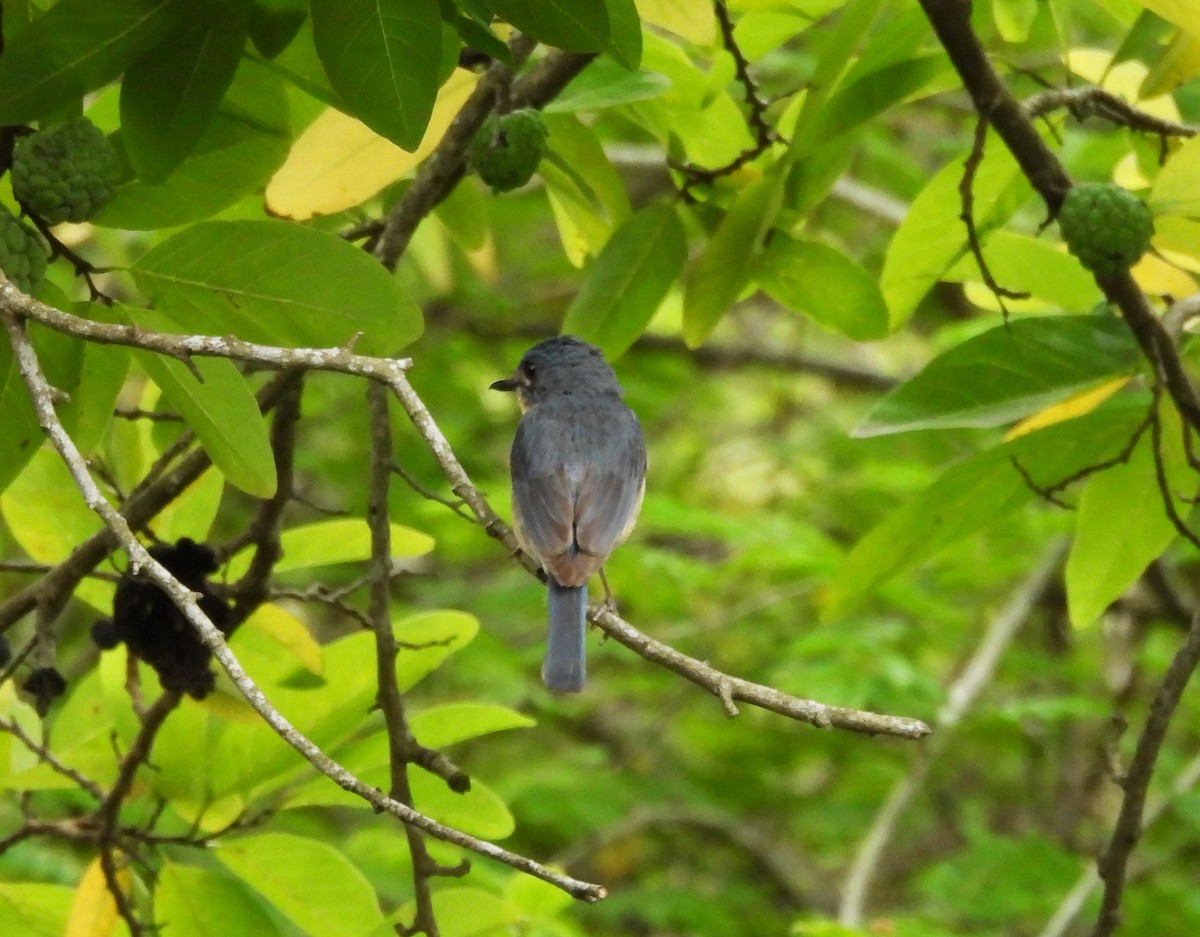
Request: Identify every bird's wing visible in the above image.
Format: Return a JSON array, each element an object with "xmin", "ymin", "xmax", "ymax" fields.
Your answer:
[
  {"xmin": 509, "ymin": 410, "xmax": 576, "ymax": 565},
  {"xmin": 573, "ymin": 408, "xmax": 646, "ymax": 560}
]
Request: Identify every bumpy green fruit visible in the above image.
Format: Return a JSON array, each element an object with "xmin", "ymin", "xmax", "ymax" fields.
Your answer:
[
  {"xmin": 0, "ymin": 207, "xmax": 47, "ymax": 293},
  {"xmin": 12, "ymin": 116, "xmax": 119, "ymax": 224},
  {"xmin": 1058, "ymin": 182, "xmax": 1154, "ymax": 276},
  {"xmin": 468, "ymin": 109, "xmax": 549, "ymax": 193}
]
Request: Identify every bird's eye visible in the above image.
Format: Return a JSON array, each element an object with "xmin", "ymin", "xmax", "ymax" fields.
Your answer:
[{"xmin": 521, "ymin": 362, "xmax": 537, "ymax": 382}]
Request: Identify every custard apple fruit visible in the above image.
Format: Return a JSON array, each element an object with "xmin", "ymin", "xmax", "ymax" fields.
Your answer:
[
  {"xmin": 12, "ymin": 116, "xmax": 119, "ymax": 224},
  {"xmin": 0, "ymin": 207, "xmax": 47, "ymax": 293},
  {"xmin": 1058, "ymin": 182, "xmax": 1154, "ymax": 276},
  {"xmin": 468, "ymin": 109, "xmax": 549, "ymax": 193}
]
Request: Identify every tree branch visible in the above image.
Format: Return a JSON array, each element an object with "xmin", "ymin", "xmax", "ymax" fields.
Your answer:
[
  {"xmin": 2, "ymin": 306, "xmax": 607, "ymax": 902},
  {"xmin": 2, "ymin": 281, "xmax": 929, "ymax": 739},
  {"xmin": 372, "ymin": 41, "xmax": 595, "ymax": 270}
]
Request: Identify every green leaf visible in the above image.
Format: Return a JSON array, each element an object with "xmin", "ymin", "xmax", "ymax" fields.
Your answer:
[
  {"xmin": 542, "ymin": 113, "xmax": 632, "ymax": 264},
  {"xmin": 881, "ymin": 135, "xmax": 1031, "ymax": 326},
  {"xmin": 156, "ymin": 863, "xmax": 284, "ymax": 937},
  {"xmin": 288, "ymin": 762, "xmax": 515, "ymax": 838},
  {"xmin": 604, "ymin": 0, "xmax": 643, "ymax": 69},
  {"xmin": 683, "ymin": 175, "xmax": 782, "ymax": 347},
  {"xmin": 97, "ymin": 60, "xmax": 291, "ymax": 230},
  {"xmin": 994, "ymin": 0, "xmax": 1038, "ymax": 41},
  {"xmin": 147, "ymin": 469, "xmax": 225, "ymax": 549},
  {"xmin": 395, "ymin": 610, "xmax": 481, "ymax": 689},
  {"xmin": 944, "ymin": 231, "xmax": 1102, "ymax": 311},
  {"xmin": 0, "ymin": 324, "xmax": 84, "ymax": 493},
  {"xmin": 120, "ymin": 0, "xmax": 253, "ymax": 182},
  {"xmin": 216, "ymin": 834, "xmax": 384, "ymax": 937},
  {"xmin": 127, "ymin": 311, "xmax": 277, "ymax": 498},
  {"xmin": 809, "ymin": 55, "xmax": 953, "ymax": 142},
  {"xmin": 563, "ymin": 202, "xmax": 686, "ymax": 357},
  {"xmin": 545, "ymin": 59, "xmax": 671, "ymax": 113},
  {"xmin": 310, "ymin": 0, "xmax": 441, "ymax": 151},
  {"xmin": 393, "ymin": 889, "xmax": 524, "ymax": 937},
  {"xmin": 1, "ymin": 446, "xmax": 110, "ymax": 610},
  {"xmin": 0, "ymin": 0, "xmax": 185, "ymax": 125},
  {"xmin": 226, "ymin": 518, "xmax": 434, "ymax": 579},
  {"xmin": 58, "ymin": 335, "xmax": 130, "ymax": 459},
  {"xmin": 129, "ymin": 220, "xmax": 423, "ymax": 355},
  {"xmin": 249, "ymin": 0, "xmax": 308, "ymax": 58},
  {"xmin": 824, "ymin": 396, "xmax": 1152, "ymax": 620},
  {"xmin": 757, "ymin": 234, "xmax": 890, "ymax": 341},
  {"xmin": 0, "ymin": 884, "xmax": 74, "ymax": 937},
  {"xmin": 488, "ymin": 0, "xmax": 609, "ymax": 52},
  {"xmin": 410, "ymin": 702, "xmax": 536, "ymax": 747},
  {"xmin": 855, "ymin": 317, "xmax": 1141, "ymax": 437},
  {"xmin": 1066, "ymin": 403, "xmax": 1189, "ymax": 628}
]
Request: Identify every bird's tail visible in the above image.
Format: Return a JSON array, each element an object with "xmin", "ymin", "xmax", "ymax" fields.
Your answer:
[{"xmin": 544, "ymin": 580, "xmax": 587, "ymax": 692}]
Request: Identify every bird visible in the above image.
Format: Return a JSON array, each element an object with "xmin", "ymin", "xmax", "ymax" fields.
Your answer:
[{"xmin": 491, "ymin": 336, "xmax": 647, "ymax": 692}]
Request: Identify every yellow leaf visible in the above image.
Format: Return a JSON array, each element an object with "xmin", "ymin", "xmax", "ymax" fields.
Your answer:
[
  {"xmin": 65, "ymin": 856, "xmax": 129, "ymax": 937},
  {"xmin": 1138, "ymin": 0, "xmax": 1200, "ymax": 39},
  {"xmin": 1113, "ymin": 151, "xmax": 1152, "ymax": 190},
  {"xmin": 266, "ymin": 70, "xmax": 479, "ymax": 220},
  {"xmin": 1065, "ymin": 48, "xmax": 1181, "ymax": 121},
  {"xmin": 197, "ymin": 687, "xmax": 260, "ymax": 724},
  {"xmin": 1131, "ymin": 250, "xmax": 1197, "ymax": 296},
  {"xmin": 635, "ymin": 0, "xmax": 716, "ymax": 44},
  {"xmin": 1005, "ymin": 376, "xmax": 1131, "ymax": 440},
  {"xmin": 245, "ymin": 603, "xmax": 324, "ymax": 676},
  {"xmin": 1154, "ymin": 215, "xmax": 1200, "ymax": 272},
  {"xmin": 1142, "ymin": 29, "xmax": 1200, "ymax": 97}
]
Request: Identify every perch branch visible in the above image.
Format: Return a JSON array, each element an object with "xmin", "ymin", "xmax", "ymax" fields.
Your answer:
[
  {"xmin": 1, "ymin": 306, "xmax": 607, "ymax": 903},
  {"xmin": 1, "ymin": 286, "xmax": 929, "ymax": 738}
]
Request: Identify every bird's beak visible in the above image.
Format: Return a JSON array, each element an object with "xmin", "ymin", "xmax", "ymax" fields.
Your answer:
[{"xmin": 490, "ymin": 377, "xmax": 519, "ymax": 392}]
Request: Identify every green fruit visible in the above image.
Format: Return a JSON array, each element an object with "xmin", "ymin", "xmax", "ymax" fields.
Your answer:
[
  {"xmin": 468, "ymin": 109, "xmax": 549, "ymax": 193},
  {"xmin": 1058, "ymin": 182, "xmax": 1154, "ymax": 276},
  {"xmin": 12, "ymin": 116, "xmax": 120, "ymax": 224},
  {"xmin": 0, "ymin": 207, "xmax": 48, "ymax": 293}
]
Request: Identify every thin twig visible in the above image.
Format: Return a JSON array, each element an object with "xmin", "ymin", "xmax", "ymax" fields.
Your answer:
[
  {"xmin": 225, "ymin": 372, "xmax": 304, "ymax": 621},
  {"xmin": 95, "ymin": 691, "xmax": 182, "ymax": 936},
  {"xmin": 959, "ymin": 115, "xmax": 1030, "ymax": 316},
  {"xmin": 675, "ymin": 0, "xmax": 783, "ymax": 193},
  {"xmin": 1024, "ymin": 86, "xmax": 1198, "ymax": 139},
  {"xmin": 0, "ymin": 717, "xmax": 106, "ymax": 800}
]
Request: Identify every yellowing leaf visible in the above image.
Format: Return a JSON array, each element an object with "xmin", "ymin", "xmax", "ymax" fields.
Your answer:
[
  {"xmin": 635, "ymin": 0, "xmax": 716, "ymax": 44},
  {"xmin": 1137, "ymin": 0, "xmax": 1200, "ymax": 39},
  {"xmin": 266, "ymin": 69, "xmax": 478, "ymax": 220},
  {"xmin": 1142, "ymin": 28, "xmax": 1200, "ymax": 97},
  {"xmin": 1154, "ymin": 215, "xmax": 1200, "ymax": 272},
  {"xmin": 1113, "ymin": 150, "xmax": 1152, "ymax": 190},
  {"xmin": 65, "ymin": 856, "xmax": 128, "ymax": 937},
  {"xmin": 197, "ymin": 688, "xmax": 260, "ymax": 724},
  {"xmin": 1005, "ymin": 376, "xmax": 1130, "ymax": 440},
  {"xmin": 1065, "ymin": 48, "xmax": 1181, "ymax": 120},
  {"xmin": 1131, "ymin": 249, "xmax": 1197, "ymax": 296},
  {"xmin": 1150, "ymin": 135, "xmax": 1200, "ymax": 219},
  {"xmin": 245, "ymin": 603, "xmax": 324, "ymax": 675}
]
